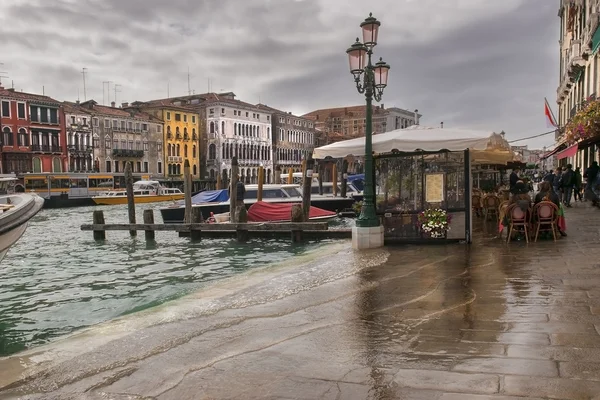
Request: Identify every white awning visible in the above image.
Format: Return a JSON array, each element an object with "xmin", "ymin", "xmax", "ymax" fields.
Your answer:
[{"xmin": 313, "ymin": 125, "xmax": 514, "ymax": 165}]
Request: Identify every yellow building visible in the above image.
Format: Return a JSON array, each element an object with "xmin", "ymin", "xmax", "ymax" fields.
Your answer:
[{"xmin": 134, "ymin": 100, "xmax": 201, "ymax": 179}]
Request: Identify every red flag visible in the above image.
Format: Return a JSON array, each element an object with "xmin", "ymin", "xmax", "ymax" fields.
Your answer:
[{"xmin": 545, "ymin": 98, "xmax": 558, "ymax": 128}]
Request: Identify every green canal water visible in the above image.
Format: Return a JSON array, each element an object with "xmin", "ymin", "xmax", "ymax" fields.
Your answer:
[{"xmin": 0, "ymin": 203, "xmax": 350, "ymax": 357}]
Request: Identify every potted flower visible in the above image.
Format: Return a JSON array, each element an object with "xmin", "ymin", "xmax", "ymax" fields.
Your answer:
[{"xmin": 417, "ymin": 208, "xmax": 452, "ymax": 238}]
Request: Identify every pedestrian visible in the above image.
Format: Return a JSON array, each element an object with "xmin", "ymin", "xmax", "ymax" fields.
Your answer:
[
  {"xmin": 509, "ymin": 167, "xmax": 520, "ymax": 193},
  {"xmin": 574, "ymin": 167, "xmax": 583, "ymax": 202},
  {"xmin": 553, "ymin": 167, "xmax": 563, "ymax": 198},
  {"xmin": 560, "ymin": 164, "xmax": 575, "ymax": 207},
  {"xmin": 584, "ymin": 161, "xmax": 600, "ymax": 205},
  {"xmin": 543, "ymin": 169, "xmax": 555, "ymax": 185}
]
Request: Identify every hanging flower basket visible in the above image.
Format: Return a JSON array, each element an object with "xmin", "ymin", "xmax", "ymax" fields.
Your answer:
[
  {"xmin": 417, "ymin": 208, "xmax": 452, "ymax": 239},
  {"xmin": 564, "ymin": 96, "xmax": 600, "ymax": 145}
]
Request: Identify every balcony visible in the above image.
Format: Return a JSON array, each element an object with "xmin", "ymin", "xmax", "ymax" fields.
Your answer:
[
  {"xmin": 567, "ymin": 40, "xmax": 586, "ymax": 72},
  {"xmin": 112, "ymin": 149, "xmax": 144, "ymax": 158},
  {"xmin": 167, "ymin": 156, "xmax": 183, "ymax": 163},
  {"xmin": 68, "ymin": 145, "xmax": 93, "ymax": 154},
  {"xmin": 31, "ymin": 145, "xmax": 62, "ymax": 153}
]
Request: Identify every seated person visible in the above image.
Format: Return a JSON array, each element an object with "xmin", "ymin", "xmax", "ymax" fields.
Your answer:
[
  {"xmin": 535, "ymin": 181, "xmax": 560, "ymax": 207},
  {"xmin": 509, "ymin": 181, "xmax": 532, "ymax": 212}
]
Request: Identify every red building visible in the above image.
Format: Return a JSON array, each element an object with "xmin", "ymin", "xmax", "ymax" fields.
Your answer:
[{"xmin": 0, "ymin": 86, "xmax": 67, "ymax": 174}]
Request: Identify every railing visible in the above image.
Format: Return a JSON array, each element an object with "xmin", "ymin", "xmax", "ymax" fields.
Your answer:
[
  {"xmin": 112, "ymin": 149, "xmax": 144, "ymax": 157},
  {"xmin": 167, "ymin": 156, "xmax": 183, "ymax": 162},
  {"xmin": 68, "ymin": 145, "xmax": 93, "ymax": 153}
]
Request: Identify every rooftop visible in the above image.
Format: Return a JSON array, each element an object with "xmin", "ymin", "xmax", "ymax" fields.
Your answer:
[{"xmin": 0, "ymin": 86, "xmax": 61, "ymax": 106}]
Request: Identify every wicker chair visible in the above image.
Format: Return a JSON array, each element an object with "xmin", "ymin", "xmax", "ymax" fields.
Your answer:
[
  {"xmin": 483, "ymin": 194, "xmax": 501, "ymax": 221},
  {"xmin": 506, "ymin": 203, "xmax": 530, "ymax": 243},
  {"xmin": 472, "ymin": 194, "xmax": 483, "ymax": 217},
  {"xmin": 532, "ymin": 201, "xmax": 559, "ymax": 242}
]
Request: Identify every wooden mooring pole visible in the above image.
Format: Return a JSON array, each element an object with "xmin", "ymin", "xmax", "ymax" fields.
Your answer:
[
  {"xmin": 332, "ymin": 163, "xmax": 338, "ymax": 197},
  {"xmin": 317, "ymin": 161, "xmax": 324, "ymax": 195},
  {"xmin": 257, "ymin": 165, "xmax": 264, "ymax": 202},
  {"xmin": 190, "ymin": 207, "xmax": 203, "ymax": 241},
  {"xmin": 302, "ymin": 154, "xmax": 314, "ymax": 222},
  {"xmin": 341, "ymin": 159, "xmax": 348, "ymax": 198},
  {"xmin": 183, "ymin": 159, "xmax": 192, "ymax": 224},
  {"xmin": 93, "ymin": 210, "xmax": 105, "ymax": 240},
  {"xmin": 125, "ymin": 162, "xmax": 136, "ymax": 236},
  {"xmin": 143, "ymin": 209, "xmax": 155, "ymax": 241},
  {"xmin": 230, "ymin": 156, "xmax": 238, "ymax": 223}
]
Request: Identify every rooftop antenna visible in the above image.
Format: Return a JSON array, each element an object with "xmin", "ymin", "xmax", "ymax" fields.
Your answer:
[
  {"xmin": 0, "ymin": 63, "xmax": 7, "ymax": 87},
  {"xmin": 42, "ymin": 85, "xmax": 45, "ymax": 95},
  {"xmin": 78, "ymin": 87, "xmax": 80, "ymax": 102},
  {"xmin": 187, "ymin": 66, "xmax": 191, "ymax": 95},
  {"xmin": 114, "ymin": 84, "xmax": 122, "ymax": 104},
  {"xmin": 81, "ymin": 67, "xmax": 88, "ymax": 101},
  {"xmin": 167, "ymin": 80, "xmax": 170, "ymax": 98},
  {"xmin": 102, "ymin": 81, "xmax": 112, "ymax": 105}
]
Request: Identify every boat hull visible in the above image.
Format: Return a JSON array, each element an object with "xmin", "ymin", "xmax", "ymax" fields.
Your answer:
[
  {"xmin": 160, "ymin": 197, "xmax": 355, "ymax": 224},
  {"xmin": 0, "ymin": 193, "xmax": 44, "ymax": 263},
  {"xmin": 92, "ymin": 194, "xmax": 185, "ymax": 205}
]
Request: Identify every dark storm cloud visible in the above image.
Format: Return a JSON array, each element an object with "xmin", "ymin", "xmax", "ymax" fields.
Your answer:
[{"xmin": 1, "ymin": 0, "xmax": 559, "ymax": 148}]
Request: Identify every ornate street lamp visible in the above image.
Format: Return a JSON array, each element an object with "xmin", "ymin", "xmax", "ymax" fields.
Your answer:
[{"xmin": 346, "ymin": 13, "xmax": 390, "ymax": 228}]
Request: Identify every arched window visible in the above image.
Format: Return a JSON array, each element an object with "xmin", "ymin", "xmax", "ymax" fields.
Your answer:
[
  {"xmin": 184, "ymin": 144, "xmax": 188, "ymax": 158},
  {"xmin": 176, "ymin": 164, "xmax": 181, "ymax": 175},
  {"xmin": 32, "ymin": 157, "xmax": 42, "ymax": 173},
  {"xmin": 184, "ymin": 127, "xmax": 188, "ymax": 134},
  {"xmin": 52, "ymin": 157, "xmax": 62, "ymax": 172},
  {"xmin": 176, "ymin": 127, "xmax": 180, "ymax": 136},
  {"xmin": 192, "ymin": 128, "xmax": 197, "ymax": 139},
  {"xmin": 167, "ymin": 126, "xmax": 171, "ymax": 136},
  {"xmin": 222, "ymin": 121, "xmax": 225, "ymax": 135},
  {"xmin": 176, "ymin": 144, "xmax": 180, "ymax": 156},
  {"xmin": 267, "ymin": 127, "xmax": 270, "ymax": 139},
  {"xmin": 209, "ymin": 143, "xmax": 216, "ymax": 160},
  {"xmin": 193, "ymin": 164, "xmax": 197, "ymax": 175},
  {"xmin": 2, "ymin": 127, "xmax": 13, "ymax": 146},
  {"xmin": 193, "ymin": 145, "xmax": 197, "ymax": 158},
  {"xmin": 222, "ymin": 143, "xmax": 225, "ymax": 159},
  {"xmin": 210, "ymin": 122, "xmax": 215, "ymax": 134},
  {"xmin": 18, "ymin": 128, "xmax": 28, "ymax": 147}
]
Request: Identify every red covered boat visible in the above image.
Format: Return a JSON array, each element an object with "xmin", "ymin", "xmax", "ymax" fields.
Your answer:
[{"xmin": 247, "ymin": 201, "xmax": 337, "ymax": 223}]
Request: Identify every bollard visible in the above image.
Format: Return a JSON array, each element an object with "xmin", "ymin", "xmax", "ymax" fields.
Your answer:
[
  {"xmin": 143, "ymin": 209, "xmax": 155, "ymax": 241},
  {"xmin": 190, "ymin": 207, "xmax": 203, "ymax": 241},
  {"xmin": 302, "ymin": 155, "xmax": 314, "ymax": 222},
  {"xmin": 230, "ymin": 157, "xmax": 239, "ymax": 223},
  {"xmin": 183, "ymin": 159, "xmax": 192, "ymax": 224},
  {"xmin": 332, "ymin": 163, "xmax": 338, "ymax": 197},
  {"xmin": 93, "ymin": 210, "xmax": 105, "ymax": 240},
  {"xmin": 257, "ymin": 165, "xmax": 264, "ymax": 202},
  {"xmin": 125, "ymin": 162, "xmax": 136, "ymax": 236}
]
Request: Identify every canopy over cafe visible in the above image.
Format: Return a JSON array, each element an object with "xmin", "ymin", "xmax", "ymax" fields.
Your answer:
[{"xmin": 312, "ymin": 125, "xmax": 514, "ymax": 245}]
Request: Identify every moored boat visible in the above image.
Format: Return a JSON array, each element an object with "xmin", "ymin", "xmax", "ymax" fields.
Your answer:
[
  {"xmin": 0, "ymin": 178, "xmax": 45, "ymax": 262},
  {"xmin": 247, "ymin": 201, "xmax": 337, "ymax": 223},
  {"xmin": 92, "ymin": 181, "xmax": 184, "ymax": 205}
]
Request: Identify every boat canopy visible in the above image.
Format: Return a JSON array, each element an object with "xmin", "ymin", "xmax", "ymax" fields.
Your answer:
[{"xmin": 191, "ymin": 189, "xmax": 230, "ymax": 204}]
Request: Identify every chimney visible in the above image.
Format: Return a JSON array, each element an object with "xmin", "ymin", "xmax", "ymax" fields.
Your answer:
[
  {"xmin": 7, "ymin": 88, "xmax": 15, "ymax": 92},
  {"xmin": 440, "ymin": 122, "xmax": 444, "ymax": 129},
  {"xmin": 344, "ymin": 107, "xmax": 348, "ymax": 114},
  {"xmin": 111, "ymin": 101, "xmax": 116, "ymax": 108},
  {"xmin": 414, "ymin": 109, "xmax": 420, "ymax": 125},
  {"xmin": 76, "ymin": 100, "xmax": 80, "ymax": 105},
  {"xmin": 122, "ymin": 102, "xmax": 129, "ymax": 108}
]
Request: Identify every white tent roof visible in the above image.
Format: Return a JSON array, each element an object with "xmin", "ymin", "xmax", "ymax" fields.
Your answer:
[{"xmin": 313, "ymin": 125, "xmax": 506, "ymax": 159}]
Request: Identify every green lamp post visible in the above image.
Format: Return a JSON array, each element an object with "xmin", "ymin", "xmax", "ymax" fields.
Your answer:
[{"xmin": 346, "ymin": 13, "xmax": 390, "ymax": 228}]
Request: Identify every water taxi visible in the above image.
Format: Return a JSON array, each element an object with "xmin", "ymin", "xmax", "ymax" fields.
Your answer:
[{"xmin": 92, "ymin": 180, "xmax": 184, "ymax": 205}]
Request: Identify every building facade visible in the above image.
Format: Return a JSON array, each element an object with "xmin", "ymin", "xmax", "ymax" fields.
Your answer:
[
  {"xmin": 131, "ymin": 101, "xmax": 201, "ymax": 179},
  {"xmin": 555, "ymin": 0, "xmax": 600, "ymax": 168},
  {"xmin": 75, "ymin": 100, "xmax": 164, "ymax": 177},
  {"xmin": 302, "ymin": 104, "xmax": 421, "ymax": 145},
  {"xmin": 257, "ymin": 104, "xmax": 317, "ymax": 174},
  {"xmin": 0, "ymin": 86, "xmax": 67, "ymax": 174},
  {"xmin": 64, "ymin": 102, "xmax": 93, "ymax": 172}
]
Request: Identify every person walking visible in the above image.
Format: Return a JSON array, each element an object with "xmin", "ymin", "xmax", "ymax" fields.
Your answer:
[
  {"xmin": 509, "ymin": 167, "xmax": 520, "ymax": 193},
  {"xmin": 574, "ymin": 167, "xmax": 583, "ymax": 202},
  {"xmin": 560, "ymin": 164, "xmax": 575, "ymax": 207},
  {"xmin": 584, "ymin": 161, "xmax": 600, "ymax": 205},
  {"xmin": 553, "ymin": 167, "xmax": 563, "ymax": 198}
]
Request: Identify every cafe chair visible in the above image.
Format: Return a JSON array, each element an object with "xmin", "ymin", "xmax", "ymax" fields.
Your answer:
[
  {"xmin": 483, "ymin": 194, "xmax": 500, "ymax": 221},
  {"xmin": 506, "ymin": 203, "xmax": 530, "ymax": 243},
  {"xmin": 532, "ymin": 201, "xmax": 559, "ymax": 242}
]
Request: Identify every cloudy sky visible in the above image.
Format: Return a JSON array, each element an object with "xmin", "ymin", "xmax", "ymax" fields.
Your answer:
[{"xmin": 1, "ymin": 0, "xmax": 558, "ymax": 148}]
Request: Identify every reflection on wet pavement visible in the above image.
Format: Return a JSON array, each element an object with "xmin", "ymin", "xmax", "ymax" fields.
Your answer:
[{"xmin": 1, "ymin": 205, "xmax": 600, "ymax": 399}]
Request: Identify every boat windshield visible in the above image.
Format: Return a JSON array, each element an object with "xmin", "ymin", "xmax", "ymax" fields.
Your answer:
[{"xmin": 282, "ymin": 187, "xmax": 302, "ymax": 197}]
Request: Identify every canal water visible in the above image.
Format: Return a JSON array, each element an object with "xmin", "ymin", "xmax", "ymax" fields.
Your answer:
[{"xmin": 0, "ymin": 203, "xmax": 350, "ymax": 357}]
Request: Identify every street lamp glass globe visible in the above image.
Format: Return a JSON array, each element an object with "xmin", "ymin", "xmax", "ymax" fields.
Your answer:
[
  {"xmin": 346, "ymin": 39, "xmax": 367, "ymax": 74},
  {"xmin": 374, "ymin": 57, "xmax": 390, "ymax": 88},
  {"xmin": 360, "ymin": 13, "xmax": 381, "ymax": 48}
]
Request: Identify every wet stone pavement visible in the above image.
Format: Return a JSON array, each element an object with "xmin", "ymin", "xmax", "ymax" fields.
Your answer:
[{"xmin": 2, "ymin": 203, "xmax": 600, "ymax": 399}]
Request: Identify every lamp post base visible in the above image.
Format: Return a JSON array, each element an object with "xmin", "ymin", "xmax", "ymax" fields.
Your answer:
[{"xmin": 352, "ymin": 225, "xmax": 384, "ymax": 249}]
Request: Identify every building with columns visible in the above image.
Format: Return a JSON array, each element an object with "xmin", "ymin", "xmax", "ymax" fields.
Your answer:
[
  {"xmin": 256, "ymin": 104, "xmax": 317, "ymax": 174},
  {"xmin": 0, "ymin": 86, "xmax": 67, "ymax": 174},
  {"xmin": 63, "ymin": 102, "xmax": 94, "ymax": 172}
]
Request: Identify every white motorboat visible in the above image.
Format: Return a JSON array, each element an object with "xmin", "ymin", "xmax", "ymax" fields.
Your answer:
[{"xmin": 0, "ymin": 178, "xmax": 44, "ymax": 262}]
